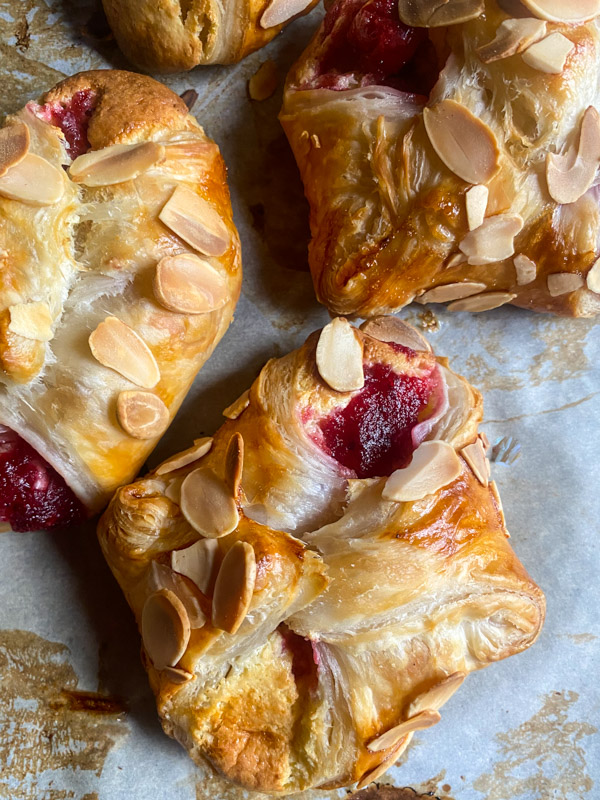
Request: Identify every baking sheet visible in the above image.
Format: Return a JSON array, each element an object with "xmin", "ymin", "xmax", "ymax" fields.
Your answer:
[{"xmin": 0, "ymin": 2, "xmax": 598, "ymax": 798}]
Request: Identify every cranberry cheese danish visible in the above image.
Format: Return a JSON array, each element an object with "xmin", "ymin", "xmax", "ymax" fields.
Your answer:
[
  {"xmin": 98, "ymin": 316, "xmax": 545, "ymax": 793},
  {"xmin": 102, "ymin": 0, "xmax": 319, "ymax": 72},
  {"xmin": 281, "ymin": 0, "xmax": 600, "ymax": 317},
  {"xmin": 0, "ymin": 70, "xmax": 241, "ymax": 531}
]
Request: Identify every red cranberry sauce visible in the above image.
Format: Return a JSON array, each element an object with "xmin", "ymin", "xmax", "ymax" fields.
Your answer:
[
  {"xmin": 279, "ymin": 625, "xmax": 319, "ymax": 690},
  {"xmin": 316, "ymin": 355, "xmax": 440, "ymax": 478},
  {"xmin": 31, "ymin": 89, "xmax": 97, "ymax": 159},
  {"xmin": 0, "ymin": 427, "xmax": 86, "ymax": 532},
  {"xmin": 305, "ymin": 0, "xmax": 439, "ymax": 95}
]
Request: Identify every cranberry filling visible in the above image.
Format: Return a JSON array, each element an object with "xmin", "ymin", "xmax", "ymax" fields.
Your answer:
[
  {"xmin": 317, "ymin": 360, "xmax": 438, "ymax": 478},
  {"xmin": 32, "ymin": 89, "xmax": 97, "ymax": 158},
  {"xmin": 0, "ymin": 427, "xmax": 86, "ymax": 532},
  {"xmin": 305, "ymin": 0, "xmax": 439, "ymax": 95},
  {"xmin": 279, "ymin": 625, "xmax": 319, "ymax": 690}
]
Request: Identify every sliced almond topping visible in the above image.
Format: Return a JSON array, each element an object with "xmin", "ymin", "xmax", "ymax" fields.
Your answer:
[
  {"xmin": 490, "ymin": 480, "xmax": 506, "ymax": 526},
  {"xmin": 356, "ymin": 735, "xmax": 412, "ymax": 790},
  {"xmin": 586, "ymin": 257, "xmax": 600, "ymax": 293},
  {"xmin": 465, "ymin": 185, "xmax": 489, "ymax": 231},
  {"xmin": 477, "ymin": 18, "xmax": 547, "ymax": 63},
  {"xmin": 546, "ymin": 107, "xmax": 600, "ymax": 205},
  {"xmin": 461, "ymin": 439, "xmax": 490, "ymax": 486},
  {"xmin": 248, "ymin": 60, "xmax": 278, "ymax": 101},
  {"xmin": 423, "ymin": 100, "xmax": 500, "ymax": 185},
  {"xmin": 223, "ymin": 389, "xmax": 250, "ymax": 420},
  {"xmin": 165, "ymin": 477, "xmax": 183, "ymax": 504},
  {"xmin": 316, "ymin": 317, "xmax": 364, "ymax": 393},
  {"xmin": 417, "ymin": 282, "xmax": 487, "ymax": 304},
  {"xmin": 89, "ymin": 317, "xmax": 160, "ymax": 388},
  {"xmin": 225, "ymin": 433, "xmax": 244, "ymax": 499},
  {"xmin": 522, "ymin": 32, "xmax": 574, "ymax": 74},
  {"xmin": 141, "ymin": 589, "xmax": 191, "ymax": 670},
  {"xmin": 547, "ymin": 272, "xmax": 584, "ymax": 296},
  {"xmin": 154, "ymin": 253, "xmax": 229, "ymax": 315},
  {"xmin": 212, "ymin": 541, "xmax": 256, "ymax": 634},
  {"xmin": 69, "ymin": 142, "xmax": 165, "ymax": 186},
  {"xmin": 398, "ymin": 0, "xmax": 483, "ymax": 26},
  {"xmin": 448, "ymin": 292, "xmax": 517, "ymax": 312},
  {"xmin": 260, "ymin": 0, "xmax": 312, "ymax": 28},
  {"xmin": 8, "ymin": 301, "xmax": 53, "ymax": 341},
  {"xmin": 383, "ymin": 441, "xmax": 462, "ymax": 503},
  {"xmin": 446, "ymin": 252, "xmax": 467, "ymax": 268},
  {"xmin": 479, "ymin": 431, "xmax": 491, "ymax": 451},
  {"xmin": 520, "ymin": 0, "xmax": 600, "ymax": 22},
  {"xmin": 117, "ymin": 390, "xmax": 169, "ymax": 439},
  {"xmin": 155, "ymin": 437, "xmax": 213, "ymax": 475},
  {"xmin": 180, "ymin": 467, "xmax": 239, "ymax": 538},
  {"xmin": 459, "ymin": 214, "xmax": 524, "ymax": 265},
  {"xmin": 171, "ymin": 538, "xmax": 220, "ymax": 596},
  {"xmin": 409, "ymin": 672, "xmax": 467, "ymax": 715},
  {"xmin": 162, "ymin": 666, "xmax": 194, "ymax": 684},
  {"xmin": 0, "ymin": 153, "xmax": 64, "ymax": 205},
  {"xmin": 147, "ymin": 561, "xmax": 206, "ymax": 628},
  {"xmin": 159, "ymin": 186, "xmax": 229, "ymax": 257},
  {"xmin": 367, "ymin": 709, "xmax": 441, "ymax": 753},
  {"xmin": 514, "ymin": 254, "xmax": 537, "ymax": 285},
  {"xmin": 0, "ymin": 121, "xmax": 30, "ymax": 177},
  {"xmin": 360, "ymin": 316, "xmax": 432, "ymax": 352}
]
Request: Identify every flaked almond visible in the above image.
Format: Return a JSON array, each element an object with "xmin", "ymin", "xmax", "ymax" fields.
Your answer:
[
  {"xmin": 155, "ymin": 437, "xmax": 213, "ymax": 475},
  {"xmin": 8, "ymin": 301, "xmax": 53, "ymax": 341},
  {"xmin": 423, "ymin": 100, "xmax": 500, "ymax": 185},
  {"xmin": 417, "ymin": 282, "xmax": 487, "ymax": 304},
  {"xmin": 465, "ymin": 184, "xmax": 489, "ymax": 230},
  {"xmin": 162, "ymin": 666, "xmax": 194, "ymax": 684},
  {"xmin": 154, "ymin": 253, "xmax": 229, "ymax": 315},
  {"xmin": 398, "ymin": 0, "xmax": 483, "ymax": 26},
  {"xmin": 225, "ymin": 432, "xmax": 244, "ymax": 499},
  {"xmin": 514, "ymin": 254, "xmax": 537, "ymax": 285},
  {"xmin": 448, "ymin": 292, "xmax": 516, "ymax": 312},
  {"xmin": 446, "ymin": 252, "xmax": 467, "ymax": 268},
  {"xmin": 479, "ymin": 431, "xmax": 490, "ymax": 451},
  {"xmin": 360, "ymin": 316, "xmax": 432, "ymax": 352},
  {"xmin": 141, "ymin": 589, "xmax": 190, "ymax": 670},
  {"xmin": 383, "ymin": 441, "xmax": 462, "ymax": 503},
  {"xmin": 0, "ymin": 153, "xmax": 64, "ymax": 205},
  {"xmin": 522, "ymin": 32, "xmax": 574, "ymax": 73},
  {"xmin": 316, "ymin": 317, "xmax": 364, "ymax": 393},
  {"xmin": 490, "ymin": 479, "xmax": 506, "ymax": 527},
  {"xmin": 89, "ymin": 316, "xmax": 160, "ymax": 388},
  {"xmin": 586, "ymin": 256, "xmax": 600, "ymax": 293},
  {"xmin": 248, "ymin": 60, "xmax": 278, "ymax": 101},
  {"xmin": 409, "ymin": 672, "xmax": 467, "ymax": 715},
  {"xmin": 146, "ymin": 561, "xmax": 206, "ymax": 629},
  {"xmin": 159, "ymin": 185, "xmax": 229, "ymax": 257},
  {"xmin": 171, "ymin": 538, "xmax": 220, "ymax": 595},
  {"xmin": 546, "ymin": 107, "xmax": 600, "ymax": 205},
  {"xmin": 69, "ymin": 142, "xmax": 165, "ymax": 186},
  {"xmin": 0, "ymin": 121, "xmax": 30, "ymax": 177},
  {"xmin": 367, "ymin": 709, "xmax": 441, "ymax": 753},
  {"xmin": 547, "ymin": 272, "xmax": 584, "ymax": 296},
  {"xmin": 117, "ymin": 390, "xmax": 169, "ymax": 439},
  {"xmin": 260, "ymin": 0, "xmax": 312, "ymax": 28},
  {"xmin": 477, "ymin": 18, "xmax": 547, "ymax": 63},
  {"xmin": 520, "ymin": 0, "xmax": 600, "ymax": 22},
  {"xmin": 459, "ymin": 214, "xmax": 524, "ymax": 265},
  {"xmin": 212, "ymin": 541, "xmax": 256, "ymax": 634},
  {"xmin": 461, "ymin": 439, "xmax": 490, "ymax": 486},
  {"xmin": 356, "ymin": 736, "xmax": 411, "ymax": 790},
  {"xmin": 165, "ymin": 477, "xmax": 183, "ymax": 504},
  {"xmin": 223, "ymin": 389, "xmax": 250, "ymax": 419},
  {"xmin": 180, "ymin": 467, "xmax": 239, "ymax": 538}
]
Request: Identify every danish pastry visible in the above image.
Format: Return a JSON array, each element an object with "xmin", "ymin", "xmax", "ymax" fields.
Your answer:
[
  {"xmin": 101, "ymin": 0, "xmax": 320, "ymax": 72},
  {"xmin": 0, "ymin": 70, "xmax": 241, "ymax": 531},
  {"xmin": 280, "ymin": 0, "xmax": 600, "ymax": 317},
  {"xmin": 98, "ymin": 316, "xmax": 545, "ymax": 793}
]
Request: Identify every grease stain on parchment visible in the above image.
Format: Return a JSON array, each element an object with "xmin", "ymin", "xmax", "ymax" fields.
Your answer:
[
  {"xmin": 0, "ymin": 629, "xmax": 127, "ymax": 800},
  {"xmin": 473, "ymin": 690, "xmax": 596, "ymax": 800}
]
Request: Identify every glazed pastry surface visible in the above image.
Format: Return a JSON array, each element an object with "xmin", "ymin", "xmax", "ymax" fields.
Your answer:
[
  {"xmin": 281, "ymin": 0, "xmax": 600, "ymax": 317},
  {"xmin": 98, "ymin": 317, "xmax": 545, "ymax": 793},
  {"xmin": 0, "ymin": 70, "xmax": 241, "ymax": 526}
]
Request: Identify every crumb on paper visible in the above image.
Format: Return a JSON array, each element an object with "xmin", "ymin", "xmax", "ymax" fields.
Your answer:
[
  {"xmin": 417, "ymin": 309, "xmax": 440, "ymax": 332},
  {"xmin": 248, "ymin": 60, "xmax": 278, "ymax": 102}
]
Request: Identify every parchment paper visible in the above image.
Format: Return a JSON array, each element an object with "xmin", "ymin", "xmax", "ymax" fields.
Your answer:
[{"xmin": 0, "ymin": 2, "xmax": 598, "ymax": 799}]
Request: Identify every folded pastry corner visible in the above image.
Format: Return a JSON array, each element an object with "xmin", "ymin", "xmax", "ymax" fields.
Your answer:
[
  {"xmin": 0, "ymin": 70, "xmax": 241, "ymax": 531},
  {"xmin": 98, "ymin": 315, "xmax": 545, "ymax": 793}
]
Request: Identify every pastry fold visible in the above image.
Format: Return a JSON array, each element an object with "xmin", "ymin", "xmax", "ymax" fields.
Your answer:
[{"xmin": 98, "ymin": 317, "xmax": 544, "ymax": 793}]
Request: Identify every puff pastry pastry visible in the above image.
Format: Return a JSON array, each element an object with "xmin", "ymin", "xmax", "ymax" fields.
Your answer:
[
  {"xmin": 0, "ymin": 70, "xmax": 241, "ymax": 531},
  {"xmin": 281, "ymin": 0, "xmax": 600, "ymax": 317},
  {"xmin": 98, "ymin": 316, "xmax": 545, "ymax": 793},
  {"xmin": 102, "ymin": 0, "xmax": 320, "ymax": 72}
]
